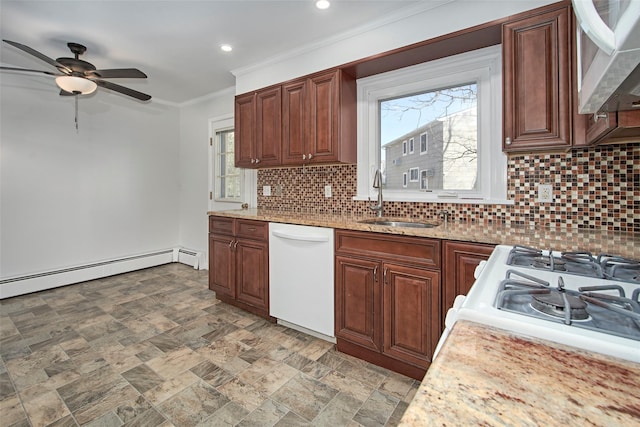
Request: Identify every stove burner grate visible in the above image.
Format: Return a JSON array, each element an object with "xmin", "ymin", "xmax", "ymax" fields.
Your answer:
[{"xmin": 531, "ymin": 292, "xmax": 589, "ymax": 320}]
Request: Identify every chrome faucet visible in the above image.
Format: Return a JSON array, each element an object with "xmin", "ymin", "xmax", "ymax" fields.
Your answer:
[{"xmin": 369, "ymin": 169, "xmax": 384, "ymax": 217}]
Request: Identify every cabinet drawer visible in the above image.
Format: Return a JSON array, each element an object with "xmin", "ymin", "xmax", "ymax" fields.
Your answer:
[
  {"xmin": 335, "ymin": 230, "xmax": 440, "ymax": 269},
  {"xmin": 209, "ymin": 216, "xmax": 234, "ymax": 235},
  {"xmin": 236, "ymin": 219, "xmax": 268, "ymax": 241}
]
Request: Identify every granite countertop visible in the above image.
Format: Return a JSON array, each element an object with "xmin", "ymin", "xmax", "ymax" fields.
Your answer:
[
  {"xmin": 398, "ymin": 321, "xmax": 640, "ymax": 426},
  {"xmin": 207, "ymin": 209, "xmax": 640, "ymax": 259}
]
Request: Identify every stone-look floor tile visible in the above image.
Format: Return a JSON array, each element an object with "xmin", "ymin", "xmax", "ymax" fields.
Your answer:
[
  {"xmin": 237, "ymin": 398, "xmax": 289, "ymax": 427},
  {"xmin": 158, "ymin": 381, "xmax": 230, "ymax": 427},
  {"xmin": 252, "ymin": 362, "xmax": 299, "ymax": 397},
  {"xmin": 377, "ymin": 373, "xmax": 416, "ymax": 400},
  {"xmin": 122, "ymin": 364, "xmax": 165, "ymax": 394},
  {"xmin": 273, "ymin": 411, "xmax": 311, "ymax": 427},
  {"xmin": 271, "ymin": 374, "xmax": 339, "ymax": 422},
  {"xmin": 0, "ymin": 394, "xmax": 29, "ymax": 426},
  {"xmin": 320, "ymin": 370, "xmax": 376, "ymax": 402},
  {"xmin": 143, "ymin": 370, "xmax": 200, "ymax": 406},
  {"xmin": 312, "ymin": 392, "xmax": 363, "ymax": 426},
  {"xmin": 22, "ymin": 389, "xmax": 71, "ymax": 425},
  {"xmin": 0, "ymin": 264, "xmax": 412, "ymax": 427},
  {"xmin": 217, "ymin": 377, "xmax": 267, "ymax": 412},
  {"xmin": 200, "ymin": 401, "xmax": 250, "ymax": 426},
  {"xmin": 353, "ymin": 390, "xmax": 400, "ymax": 427}
]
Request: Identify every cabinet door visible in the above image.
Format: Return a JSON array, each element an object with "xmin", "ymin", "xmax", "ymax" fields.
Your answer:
[
  {"xmin": 234, "ymin": 92, "xmax": 256, "ymax": 168},
  {"xmin": 235, "ymin": 238, "xmax": 269, "ymax": 311},
  {"xmin": 335, "ymin": 256, "xmax": 381, "ymax": 352},
  {"xmin": 282, "ymin": 80, "xmax": 307, "ymax": 165},
  {"xmin": 382, "ymin": 263, "xmax": 440, "ymax": 368},
  {"xmin": 209, "ymin": 233, "xmax": 235, "ymax": 298},
  {"xmin": 255, "ymin": 87, "xmax": 282, "ymax": 167},
  {"xmin": 442, "ymin": 241, "xmax": 494, "ymax": 317},
  {"xmin": 307, "ymin": 70, "xmax": 339, "ymax": 163},
  {"xmin": 503, "ymin": 7, "xmax": 571, "ymax": 152}
]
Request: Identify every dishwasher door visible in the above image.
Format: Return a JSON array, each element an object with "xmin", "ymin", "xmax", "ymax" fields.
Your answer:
[{"xmin": 268, "ymin": 223, "xmax": 335, "ymax": 340}]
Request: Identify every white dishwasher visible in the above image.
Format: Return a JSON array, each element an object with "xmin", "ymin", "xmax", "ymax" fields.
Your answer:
[{"xmin": 269, "ymin": 223, "xmax": 335, "ymax": 341}]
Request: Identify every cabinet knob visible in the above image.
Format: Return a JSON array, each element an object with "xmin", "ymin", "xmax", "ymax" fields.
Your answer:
[
  {"xmin": 302, "ymin": 154, "xmax": 306, "ymax": 160},
  {"xmin": 308, "ymin": 153, "xmax": 313, "ymax": 160},
  {"xmin": 255, "ymin": 158, "xmax": 260, "ymax": 164},
  {"xmin": 250, "ymin": 159, "xmax": 255, "ymax": 164},
  {"xmin": 505, "ymin": 137, "xmax": 512, "ymax": 145}
]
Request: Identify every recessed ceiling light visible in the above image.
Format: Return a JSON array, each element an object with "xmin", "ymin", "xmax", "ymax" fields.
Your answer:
[
  {"xmin": 316, "ymin": 0, "xmax": 330, "ymax": 10},
  {"xmin": 220, "ymin": 44, "xmax": 233, "ymax": 52}
]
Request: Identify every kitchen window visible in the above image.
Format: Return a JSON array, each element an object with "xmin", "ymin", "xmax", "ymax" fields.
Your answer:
[
  {"xmin": 214, "ymin": 128, "xmax": 241, "ymax": 201},
  {"xmin": 356, "ymin": 45, "xmax": 509, "ymax": 204}
]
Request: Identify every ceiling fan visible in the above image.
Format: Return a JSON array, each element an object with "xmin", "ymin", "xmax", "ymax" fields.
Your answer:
[{"xmin": 0, "ymin": 39, "xmax": 151, "ymax": 101}]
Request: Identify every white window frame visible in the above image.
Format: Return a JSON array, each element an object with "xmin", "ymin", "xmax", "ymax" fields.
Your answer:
[
  {"xmin": 420, "ymin": 170, "xmax": 429, "ymax": 190},
  {"xmin": 402, "ymin": 172, "xmax": 408, "ymax": 188},
  {"xmin": 402, "ymin": 140, "xmax": 407, "ymax": 156},
  {"xmin": 408, "ymin": 137, "xmax": 414, "ymax": 154},
  {"xmin": 356, "ymin": 45, "xmax": 510, "ymax": 204},
  {"xmin": 409, "ymin": 167, "xmax": 419, "ymax": 182},
  {"xmin": 420, "ymin": 132, "xmax": 428, "ymax": 154},
  {"xmin": 208, "ymin": 115, "xmax": 257, "ymax": 210}
]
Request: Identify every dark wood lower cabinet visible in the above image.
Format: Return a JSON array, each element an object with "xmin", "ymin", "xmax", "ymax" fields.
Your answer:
[
  {"xmin": 208, "ymin": 216, "xmax": 271, "ymax": 320},
  {"xmin": 335, "ymin": 230, "xmax": 441, "ymax": 380},
  {"xmin": 442, "ymin": 241, "xmax": 494, "ymax": 324}
]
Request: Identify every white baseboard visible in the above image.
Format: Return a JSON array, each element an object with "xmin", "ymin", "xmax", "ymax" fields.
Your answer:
[{"xmin": 0, "ymin": 247, "xmax": 205, "ymax": 299}]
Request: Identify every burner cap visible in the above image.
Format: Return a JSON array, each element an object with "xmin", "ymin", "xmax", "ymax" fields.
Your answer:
[
  {"xmin": 531, "ymin": 292, "xmax": 589, "ymax": 320},
  {"xmin": 531, "ymin": 256, "xmax": 566, "ymax": 271}
]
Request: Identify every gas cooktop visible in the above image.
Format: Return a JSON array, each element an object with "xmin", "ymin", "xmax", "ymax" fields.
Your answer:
[{"xmin": 450, "ymin": 245, "xmax": 640, "ymax": 363}]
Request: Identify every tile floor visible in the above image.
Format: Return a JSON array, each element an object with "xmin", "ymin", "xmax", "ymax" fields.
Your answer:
[{"xmin": 0, "ymin": 263, "xmax": 418, "ymax": 426}]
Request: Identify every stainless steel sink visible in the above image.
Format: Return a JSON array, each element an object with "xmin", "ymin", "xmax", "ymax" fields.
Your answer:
[{"xmin": 358, "ymin": 218, "xmax": 439, "ymax": 228}]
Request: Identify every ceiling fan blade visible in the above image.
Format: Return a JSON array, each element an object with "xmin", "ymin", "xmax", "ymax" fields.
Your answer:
[
  {"xmin": 2, "ymin": 39, "xmax": 71, "ymax": 74},
  {"xmin": 0, "ymin": 66, "xmax": 59, "ymax": 76},
  {"xmin": 94, "ymin": 79, "xmax": 151, "ymax": 101},
  {"xmin": 91, "ymin": 68, "xmax": 147, "ymax": 79}
]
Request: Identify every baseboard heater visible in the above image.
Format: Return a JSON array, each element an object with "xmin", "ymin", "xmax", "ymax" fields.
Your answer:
[{"xmin": 0, "ymin": 247, "xmax": 204, "ymax": 299}]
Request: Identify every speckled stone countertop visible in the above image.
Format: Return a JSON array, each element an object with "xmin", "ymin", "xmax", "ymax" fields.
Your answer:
[
  {"xmin": 207, "ymin": 209, "xmax": 640, "ymax": 259},
  {"xmin": 398, "ymin": 321, "xmax": 640, "ymax": 426}
]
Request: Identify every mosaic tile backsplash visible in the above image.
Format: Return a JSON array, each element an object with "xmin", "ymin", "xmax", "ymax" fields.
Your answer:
[{"xmin": 257, "ymin": 143, "xmax": 639, "ymax": 233}]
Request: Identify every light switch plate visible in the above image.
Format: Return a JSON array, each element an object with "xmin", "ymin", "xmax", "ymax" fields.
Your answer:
[
  {"xmin": 324, "ymin": 185, "xmax": 332, "ymax": 198},
  {"xmin": 263, "ymin": 185, "xmax": 271, "ymax": 196}
]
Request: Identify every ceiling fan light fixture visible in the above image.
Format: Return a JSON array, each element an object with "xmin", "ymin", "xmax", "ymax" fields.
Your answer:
[
  {"xmin": 55, "ymin": 75, "xmax": 97, "ymax": 95},
  {"xmin": 316, "ymin": 0, "xmax": 330, "ymax": 10}
]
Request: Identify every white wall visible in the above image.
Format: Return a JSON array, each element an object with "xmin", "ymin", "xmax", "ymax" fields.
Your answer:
[
  {"xmin": 177, "ymin": 88, "xmax": 236, "ymax": 261},
  {"xmin": 233, "ymin": 0, "xmax": 556, "ymax": 93},
  {"xmin": 0, "ymin": 74, "xmax": 180, "ymax": 279}
]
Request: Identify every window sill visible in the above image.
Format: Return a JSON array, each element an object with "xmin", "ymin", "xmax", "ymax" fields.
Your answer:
[{"xmin": 353, "ymin": 194, "xmax": 515, "ymax": 205}]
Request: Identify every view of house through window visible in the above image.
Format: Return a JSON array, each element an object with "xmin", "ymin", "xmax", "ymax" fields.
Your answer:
[
  {"xmin": 215, "ymin": 129, "xmax": 241, "ymax": 201},
  {"xmin": 380, "ymin": 83, "xmax": 478, "ymax": 193}
]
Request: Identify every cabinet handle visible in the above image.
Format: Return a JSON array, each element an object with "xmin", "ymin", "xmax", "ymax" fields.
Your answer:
[
  {"xmin": 505, "ymin": 137, "xmax": 511, "ymax": 145},
  {"xmin": 250, "ymin": 159, "xmax": 255, "ymax": 164},
  {"xmin": 383, "ymin": 267, "xmax": 388, "ymax": 284},
  {"xmin": 593, "ymin": 112, "xmax": 607, "ymax": 122},
  {"xmin": 247, "ymin": 227, "xmax": 256, "ymax": 231},
  {"xmin": 302, "ymin": 154, "xmax": 306, "ymax": 160},
  {"xmin": 228, "ymin": 240, "xmax": 234, "ymax": 249},
  {"xmin": 233, "ymin": 241, "xmax": 238, "ymax": 250},
  {"xmin": 373, "ymin": 265, "xmax": 378, "ymax": 282},
  {"xmin": 255, "ymin": 158, "xmax": 260, "ymax": 164},
  {"xmin": 308, "ymin": 153, "xmax": 313, "ymax": 160}
]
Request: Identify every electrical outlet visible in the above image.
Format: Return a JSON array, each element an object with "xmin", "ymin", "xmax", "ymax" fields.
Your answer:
[
  {"xmin": 263, "ymin": 185, "xmax": 271, "ymax": 196},
  {"xmin": 324, "ymin": 185, "xmax": 332, "ymax": 198},
  {"xmin": 538, "ymin": 184, "xmax": 553, "ymax": 203},
  {"xmin": 275, "ymin": 184, "xmax": 283, "ymax": 196}
]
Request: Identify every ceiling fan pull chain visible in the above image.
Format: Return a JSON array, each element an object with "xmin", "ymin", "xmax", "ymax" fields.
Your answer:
[{"xmin": 75, "ymin": 95, "xmax": 79, "ymax": 132}]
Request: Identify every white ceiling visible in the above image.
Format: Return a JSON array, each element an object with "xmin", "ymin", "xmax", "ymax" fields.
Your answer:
[{"xmin": 0, "ymin": 0, "xmax": 426, "ymax": 104}]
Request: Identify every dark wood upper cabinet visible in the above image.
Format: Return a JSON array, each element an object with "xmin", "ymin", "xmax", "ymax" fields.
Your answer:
[
  {"xmin": 503, "ymin": 6, "xmax": 572, "ymax": 152},
  {"xmin": 235, "ymin": 87, "xmax": 282, "ymax": 168}
]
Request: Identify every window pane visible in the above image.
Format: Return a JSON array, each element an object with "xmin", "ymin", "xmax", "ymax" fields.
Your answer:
[
  {"xmin": 215, "ymin": 129, "xmax": 241, "ymax": 201},
  {"xmin": 380, "ymin": 83, "xmax": 478, "ymax": 192}
]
